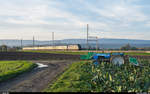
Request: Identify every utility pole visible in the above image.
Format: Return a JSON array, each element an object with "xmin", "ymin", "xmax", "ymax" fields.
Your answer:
[
  {"xmin": 33, "ymin": 36, "xmax": 35, "ymax": 47},
  {"xmin": 96, "ymin": 37, "xmax": 98, "ymax": 51},
  {"xmin": 87, "ymin": 24, "xmax": 89, "ymax": 50},
  {"xmin": 52, "ymin": 32, "xmax": 54, "ymax": 46},
  {"xmin": 88, "ymin": 36, "xmax": 98, "ymax": 51}
]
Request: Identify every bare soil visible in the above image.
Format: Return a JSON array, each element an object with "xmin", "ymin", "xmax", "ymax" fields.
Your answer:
[
  {"xmin": 0, "ymin": 52, "xmax": 149, "ymax": 61},
  {"xmin": 0, "ymin": 52, "xmax": 80, "ymax": 60}
]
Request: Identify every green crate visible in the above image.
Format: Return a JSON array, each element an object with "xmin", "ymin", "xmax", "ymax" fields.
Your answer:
[
  {"xmin": 80, "ymin": 52, "xmax": 95, "ymax": 60},
  {"xmin": 129, "ymin": 57, "xmax": 139, "ymax": 66}
]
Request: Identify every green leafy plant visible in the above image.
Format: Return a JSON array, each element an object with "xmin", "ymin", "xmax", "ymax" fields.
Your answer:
[
  {"xmin": 44, "ymin": 60, "xmax": 150, "ymax": 92},
  {"xmin": 0, "ymin": 61, "xmax": 37, "ymax": 82}
]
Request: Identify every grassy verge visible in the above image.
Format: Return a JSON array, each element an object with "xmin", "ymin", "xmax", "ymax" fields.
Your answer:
[
  {"xmin": 22, "ymin": 50, "xmax": 88, "ymax": 55},
  {"xmin": 0, "ymin": 61, "xmax": 37, "ymax": 82},
  {"xmin": 125, "ymin": 52, "xmax": 150, "ymax": 56},
  {"xmin": 22, "ymin": 50, "xmax": 150, "ymax": 56},
  {"xmin": 44, "ymin": 61, "xmax": 93, "ymax": 92},
  {"xmin": 44, "ymin": 60, "xmax": 150, "ymax": 92}
]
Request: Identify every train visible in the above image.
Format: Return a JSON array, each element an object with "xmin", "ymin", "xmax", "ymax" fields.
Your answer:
[{"xmin": 22, "ymin": 44, "xmax": 81, "ymax": 51}]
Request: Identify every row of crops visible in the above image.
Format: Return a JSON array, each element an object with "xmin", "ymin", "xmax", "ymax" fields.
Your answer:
[
  {"xmin": 0, "ymin": 61, "xmax": 37, "ymax": 82},
  {"xmin": 87, "ymin": 59, "xmax": 150, "ymax": 92},
  {"xmin": 46, "ymin": 60, "xmax": 150, "ymax": 92}
]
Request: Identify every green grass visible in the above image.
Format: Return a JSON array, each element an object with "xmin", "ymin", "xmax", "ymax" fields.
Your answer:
[
  {"xmin": 125, "ymin": 52, "xmax": 150, "ymax": 56},
  {"xmin": 22, "ymin": 50, "xmax": 150, "ymax": 56},
  {"xmin": 44, "ymin": 60, "xmax": 150, "ymax": 92},
  {"xmin": 22, "ymin": 50, "xmax": 88, "ymax": 55},
  {"xmin": 44, "ymin": 61, "xmax": 93, "ymax": 92},
  {"xmin": 0, "ymin": 61, "xmax": 37, "ymax": 82}
]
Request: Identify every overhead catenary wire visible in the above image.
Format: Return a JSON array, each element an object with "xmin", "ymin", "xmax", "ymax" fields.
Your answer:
[
  {"xmin": 33, "ymin": 36, "xmax": 34, "ymax": 47},
  {"xmin": 21, "ymin": 38, "xmax": 23, "ymax": 49}
]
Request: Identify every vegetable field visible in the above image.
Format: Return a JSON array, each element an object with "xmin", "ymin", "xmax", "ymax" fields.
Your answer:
[
  {"xmin": 45, "ymin": 60, "xmax": 150, "ymax": 92},
  {"xmin": 0, "ymin": 61, "xmax": 37, "ymax": 82}
]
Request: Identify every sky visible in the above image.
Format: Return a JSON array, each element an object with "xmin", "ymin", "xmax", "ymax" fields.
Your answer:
[{"xmin": 0, "ymin": 0, "xmax": 150, "ymax": 40}]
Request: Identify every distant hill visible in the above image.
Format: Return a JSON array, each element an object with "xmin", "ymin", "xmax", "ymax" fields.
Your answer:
[
  {"xmin": 0, "ymin": 38, "xmax": 150, "ymax": 49},
  {"xmin": 61, "ymin": 38, "xmax": 150, "ymax": 44},
  {"xmin": 61, "ymin": 38, "xmax": 150, "ymax": 49}
]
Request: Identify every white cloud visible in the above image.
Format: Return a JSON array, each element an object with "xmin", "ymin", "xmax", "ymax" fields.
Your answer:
[
  {"xmin": 0, "ymin": 0, "xmax": 87, "ymax": 28},
  {"xmin": 145, "ymin": 21, "xmax": 150, "ymax": 27},
  {"xmin": 84, "ymin": 0, "xmax": 147, "ymax": 23},
  {"xmin": 0, "ymin": 0, "xmax": 149, "ymax": 40}
]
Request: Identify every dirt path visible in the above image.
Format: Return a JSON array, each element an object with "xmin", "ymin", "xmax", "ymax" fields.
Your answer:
[{"xmin": 0, "ymin": 60, "xmax": 77, "ymax": 92}]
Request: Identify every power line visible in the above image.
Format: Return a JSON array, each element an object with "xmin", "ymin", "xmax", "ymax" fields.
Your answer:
[
  {"xmin": 88, "ymin": 36, "xmax": 99, "ymax": 51},
  {"xmin": 33, "ymin": 36, "xmax": 35, "ymax": 47}
]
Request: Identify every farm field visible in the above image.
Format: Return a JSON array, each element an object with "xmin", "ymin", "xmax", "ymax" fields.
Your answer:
[
  {"xmin": 0, "ymin": 52, "xmax": 80, "ymax": 92},
  {"xmin": 0, "ymin": 61, "xmax": 37, "ymax": 82},
  {"xmin": 0, "ymin": 51, "xmax": 149, "ymax": 92},
  {"xmin": 44, "ymin": 60, "xmax": 150, "ymax": 92},
  {"xmin": 0, "ymin": 60, "xmax": 76, "ymax": 92},
  {"xmin": 0, "ymin": 52, "xmax": 80, "ymax": 60}
]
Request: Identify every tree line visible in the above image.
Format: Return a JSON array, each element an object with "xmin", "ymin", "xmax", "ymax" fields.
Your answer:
[{"xmin": 0, "ymin": 44, "xmax": 150, "ymax": 51}]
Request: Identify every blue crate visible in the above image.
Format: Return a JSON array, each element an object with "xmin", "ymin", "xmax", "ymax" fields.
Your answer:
[
  {"xmin": 92, "ymin": 53, "xmax": 111, "ymax": 60},
  {"xmin": 111, "ymin": 53, "xmax": 124, "ymax": 56}
]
